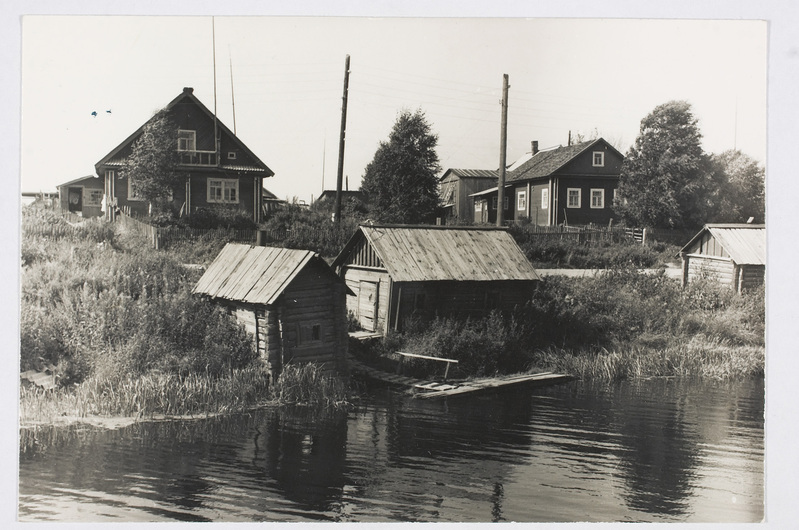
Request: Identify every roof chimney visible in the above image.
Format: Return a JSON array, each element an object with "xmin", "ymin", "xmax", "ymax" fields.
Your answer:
[
  {"xmin": 531, "ymin": 141, "xmax": 539, "ymax": 155},
  {"xmin": 183, "ymin": 87, "xmax": 194, "ymax": 94}
]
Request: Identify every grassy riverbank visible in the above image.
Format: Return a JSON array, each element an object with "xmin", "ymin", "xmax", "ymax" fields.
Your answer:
[
  {"xmin": 372, "ymin": 267, "xmax": 764, "ymax": 381},
  {"xmin": 20, "ymin": 207, "xmax": 348, "ymax": 425}
]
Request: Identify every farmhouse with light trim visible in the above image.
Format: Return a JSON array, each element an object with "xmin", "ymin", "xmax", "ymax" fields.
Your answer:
[{"xmin": 95, "ymin": 87, "xmax": 274, "ymax": 223}]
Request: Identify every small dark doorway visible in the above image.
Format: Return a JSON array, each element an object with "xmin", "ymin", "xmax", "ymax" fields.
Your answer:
[{"xmin": 67, "ymin": 187, "xmax": 82, "ymax": 213}]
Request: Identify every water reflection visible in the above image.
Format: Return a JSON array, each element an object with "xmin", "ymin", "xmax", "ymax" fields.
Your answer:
[{"xmin": 19, "ymin": 378, "xmax": 764, "ymax": 522}]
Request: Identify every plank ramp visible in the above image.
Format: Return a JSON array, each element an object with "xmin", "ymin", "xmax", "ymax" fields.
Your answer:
[{"xmin": 348, "ymin": 357, "xmax": 572, "ymax": 399}]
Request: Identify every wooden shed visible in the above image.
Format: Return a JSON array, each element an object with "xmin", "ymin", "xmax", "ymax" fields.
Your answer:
[
  {"xmin": 679, "ymin": 224, "xmax": 765, "ymax": 293},
  {"xmin": 57, "ymin": 175, "xmax": 105, "ymax": 218},
  {"xmin": 193, "ymin": 244, "xmax": 351, "ymax": 377},
  {"xmin": 331, "ymin": 225, "xmax": 542, "ymax": 335}
]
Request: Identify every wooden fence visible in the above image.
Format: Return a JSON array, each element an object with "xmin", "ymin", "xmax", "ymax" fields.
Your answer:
[
  {"xmin": 508, "ymin": 223, "xmax": 647, "ymax": 245},
  {"xmin": 118, "ymin": 213, "xmax": 259, "ymax": 249}
]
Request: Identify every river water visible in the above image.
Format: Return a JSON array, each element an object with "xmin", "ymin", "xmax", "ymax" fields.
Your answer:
[{"xmin": 18, "ymin": 377, "xmax": 764, "ymax": 523}]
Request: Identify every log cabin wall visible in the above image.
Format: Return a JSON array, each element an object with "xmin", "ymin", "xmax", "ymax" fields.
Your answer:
[
  {"xmin": 686, "ymin": 256, "xmax": 736, "ymax": 287},
  {"xmin": 279, "ymin": 261, "xmax": 348, "ymax": 373}
]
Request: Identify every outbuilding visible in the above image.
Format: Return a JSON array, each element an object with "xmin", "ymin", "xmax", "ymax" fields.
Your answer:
[
  {"xmin": 678, "ymin": 223, "xmax": 765, "ymax": 293},
  {"xmin": 331, "ymin": 225, "xmax": 542, "ymax": 335},
  {"xmin": 57, "ymin": 175, "xmax": 105, "ymax": 218},
  {"xmin": 193, "ymin": 243, "xmax": 351, "ymax": 377}
]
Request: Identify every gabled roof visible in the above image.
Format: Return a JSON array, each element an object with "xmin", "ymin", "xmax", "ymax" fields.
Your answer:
[
  {"xmin": 332, "ymin": 225, "xmax": 541, "ymax": 283},
  {"xmin": 95, "ymin": 87, "xmax": 274, "ymax": 177},
  {"xmin": 193, "ymin": 244, "xmax": 347, "ymax": 305},
  {"xmin": 57, "ymin": 175, "xmax": 103, "ymax": 188},
  {"xmin": 439, "ymin": 168, "xmax": 498, "ymax": 181},
  {"xmin": 680, "ymin": 224, "xmax": 766, "ymax": 266},
  {"xmin": 507, "ymin": 138, "xmax": 623, "ymax": 183}
]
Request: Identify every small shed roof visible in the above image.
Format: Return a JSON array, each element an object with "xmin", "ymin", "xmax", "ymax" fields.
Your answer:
[
  {"xmin": 439, "ymin": 168, "xmax": 498, "ymax": 181},
  {"xmin": 193, "ymin": 244, "xmax": 342, "ymax": 305},
  {"xmin": 681, "ymin": 224, "xmax": 766, "ymax": 266},
  {"xmin": 57, "ymin": 175, "xmax": 103, "ymax": 188},
  {"xmin": 333, "ymin": 225, "xmax": 542, "ymax": 283}
]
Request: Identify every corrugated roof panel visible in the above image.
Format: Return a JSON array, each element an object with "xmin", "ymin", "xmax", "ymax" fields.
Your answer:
[
  {"xmin": 193, "ymin": 244, "xmax": 318, "ymax": 305},
  {"xmin": 707, "ymin": 225, "xmax": 766, "ymax": 265},
  {"xmin": 359, "ymin": 226, "xmax": 541, "ymax": 282}
]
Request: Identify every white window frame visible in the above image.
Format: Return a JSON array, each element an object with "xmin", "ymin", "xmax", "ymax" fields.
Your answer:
[
  {"xmin": 592, "ymin": 151, "xmax": 605, "ymax": 167},
  {"xmin": 128, "ymin": 176, "xmax": 144, "ymax": 201},
  {"xmin": 227, "ymin": 151, "xmax": 237, "ymax": 160},
  {"xmin": 178, "ymin": 129, "xmax": 197, "ymax": 152},
  {"xmin": 516, "ymin": 190, "xmax": 527, "ymax": 211},
  {"xmin": 541, "ymin": 188, "xmax": 549, "ymax": 209},
  {"xmin": 207, "ymin": 178, "xmax": 239, "ymax": 204},
  {"xmin": 590, "ymin": 188, "xmax": 605, "ymax": 209},
  {"xmin": 567, "ymin": 188, "xmax": 581, "ymax": 208}
]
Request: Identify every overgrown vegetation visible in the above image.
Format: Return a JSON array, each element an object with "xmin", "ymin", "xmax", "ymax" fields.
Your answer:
[
  {"xmin": 368, "ymin": 267, "xmax": 764, "ymax": 381},
  {"xmin": 20, "ymin": 206, "xmax": 348, "ymax": 425}
]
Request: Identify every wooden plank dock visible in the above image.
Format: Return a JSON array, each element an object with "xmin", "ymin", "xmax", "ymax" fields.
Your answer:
[{"xmin": 348, "ymin": 357, "xmax": 572, "ymax": 399}]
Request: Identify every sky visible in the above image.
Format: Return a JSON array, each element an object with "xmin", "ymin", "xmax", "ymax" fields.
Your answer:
[{"xmin": 19, "ymin": 16, "xmax": 768, "ymax": 203}]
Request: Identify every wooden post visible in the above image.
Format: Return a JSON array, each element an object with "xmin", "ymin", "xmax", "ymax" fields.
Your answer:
[
  {"xmin": 334, "ymin": 55, "xmax": 351, "ymax": 225},
  {"xmin": 497, "ymin": 74, "xmax": 509, "ymax": 227}
]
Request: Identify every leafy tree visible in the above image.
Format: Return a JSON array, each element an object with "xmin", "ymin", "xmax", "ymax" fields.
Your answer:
[
  {"xmin": 360, "ymin": 109, "xmax": 441, "ymax": 223},
  {"xmin": 616, "ymin": 101, "xmax": 713, "ymax": 228},
  {"xmin": 118, "ymin": 109, "xmax": 183, "ymax": 215},
  {"xmin": 709, "ymin": 149, "xmax": 765, "ymax": 223}
]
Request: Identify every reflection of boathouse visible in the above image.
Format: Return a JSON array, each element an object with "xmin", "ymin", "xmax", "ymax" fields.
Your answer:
[
  {"xmin": 332, "ymin": 225, "xmax": 541, "ymax": 335},
  {"xmin": 193, "ymin": 243, "xmax": 351, "ymax": 377}
]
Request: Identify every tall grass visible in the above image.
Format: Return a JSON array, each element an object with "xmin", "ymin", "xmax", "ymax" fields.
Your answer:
[
  {"xmin": 375, "ymin": 267, "xmax": 764, "ymax": 381},
  {"xmin": 270, "ymin": 364, "xmax": 349, "ymax": 407}
]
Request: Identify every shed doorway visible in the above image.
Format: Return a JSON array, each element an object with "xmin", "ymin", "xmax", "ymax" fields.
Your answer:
[
  {"xmin": 68, "ymin": 187, "xmax": 82, "ymax": 213},
  {"xmin": 358, "ymin": 280, "xmax": 379, "ymax": 332}
]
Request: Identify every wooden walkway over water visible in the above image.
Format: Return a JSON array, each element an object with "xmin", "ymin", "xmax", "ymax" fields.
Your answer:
[{"xmin": 348, "ymin": 357, "xmax": 572, "ymax": 400}]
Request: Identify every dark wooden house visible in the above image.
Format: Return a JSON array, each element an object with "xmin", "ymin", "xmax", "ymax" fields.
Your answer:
[
  {"xmin": 471, "ymin": 139, "xmax": 624, "ymax": 226},
  {"xmin": 439, "ymin": 169, "xmax": 499, "ymax": 223},
  {"xmin": 679, "ymin": 224, "xmax": 766, "ymax": 293},
  {"xmin": 193, "ymin": 243, "xmax": 351, "ymax": 377},
  {"xmin": 57, "ymin": 175, "xmax": 105, "ymax": 218},
  {"xmin": 96, "ymin": 87, "xmax": 274, "ymax": 223},
  {"xmin": 331, "ymin": 225, "xmax": 542, "ymax": 335}
]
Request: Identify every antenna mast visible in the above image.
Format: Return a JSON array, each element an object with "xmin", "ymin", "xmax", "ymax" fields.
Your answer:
[
  {"xmin": 212, "ymin": 17, "xmax": 219, "ymax": 155},
  {"xmin": 229, "ymin": 48, "xmax": 237, "ymax": 135}
]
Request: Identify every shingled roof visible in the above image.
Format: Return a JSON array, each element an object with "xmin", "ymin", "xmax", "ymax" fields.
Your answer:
[
  {"xmin": 193, "ymin": 244, "xmax": 347, "ymax": 305},
  {"xmin": 440, "ymin": 168, "xmax": 498, "ymax": 180},
  {"xmin": 332, "ymin": 225, "xmax": 541, "ymax": 283},
  {"xmin": 506, "ymin": 141, "xmax": 594, "ymax": 182}
]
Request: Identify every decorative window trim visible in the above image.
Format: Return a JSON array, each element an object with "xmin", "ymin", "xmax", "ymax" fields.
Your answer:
[
  {"xmin": 567, "ymin": 188, "xmax": 581, "ymax": 208},
  {"xmin": 227, "ymin": 151, "xmax": 237, "ymax": 160},
  {"xmin": 178, "ymin": 129, "xmax": 197, "ymax": 152},
  {"xmin": 516, "ymin": 190, "xmax": 527, "ymax": 211},
  {"xmin": 592, "ymin": 151, "xmax": 605, "ymax": 167},
  {"xmin": 590, "ymin": 188, "xmax": 605, "ymax": 209},
  {"xmin": 541, "ymin": 188, "xmax": 549, "ymax": 209},
  {"xmin": 128, "ymin": 176, "xmax": 144, "ymax": 201},
  {"xmin": 207, "ymin": 178, "xmax": 239, "ymax": 204}
]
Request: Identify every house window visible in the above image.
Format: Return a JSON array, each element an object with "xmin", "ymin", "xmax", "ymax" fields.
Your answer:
[
  {"xmin": 492, "ymin": 196, "xmax": 509, "ymax": 210},
  {"xmin": 207, "ymin": 178, "xmax": 239, "ymax": 204},
  {"xmin": 567, "ymin": 188, "xmax": 581, "ymax": 208},
  {"xmin": 227, "ymin": 151, "xmax": 237, "ymax": 160},
  {"xmin": 517, "ymin": 190, "xmax": 527, "ymax": 211},
  {"xmin": 178, "ymin": 130, "xmax": 197, "ymax": 152},
  {"xmin": 541, "ymin": 188, "xmax": 549, "ymax": 209},
  {"xmin": 128, "ymin": 177, "xmax": 144, "ymax": 201},
  {"xmin": 298, "ymin": 323, "xmax": 322, "ymax": 345},
  {"xmin": 593, "ymin": 151, "xmax": 605, "ymax": 167},
  {"xmin": 591, "ymin": 189, "xmax": 605, "ymax": 209}
]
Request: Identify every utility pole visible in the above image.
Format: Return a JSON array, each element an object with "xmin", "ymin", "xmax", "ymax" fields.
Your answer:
[
  {"xmin": 334, "ymin": 55, "xmax": 351, "ymax": 225},
  {"xmin": 497, "ymin": 74, "xmax": 509, "ymax": 227}
]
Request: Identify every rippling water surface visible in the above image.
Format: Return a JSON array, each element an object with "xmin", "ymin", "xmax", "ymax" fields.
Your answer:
[{"xmin": 18, "ymin": 378, "xmax": 764, "ymax": 522}]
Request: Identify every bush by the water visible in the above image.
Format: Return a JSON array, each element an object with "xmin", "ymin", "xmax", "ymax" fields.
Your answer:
[
  {"xmin": 376, "ymin": 266, "xmax": 764, "ymax": 381},
  {"xmin": 20, "ymin": 207, "xmax": 257, "ymax": 386}
]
